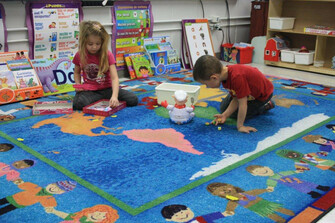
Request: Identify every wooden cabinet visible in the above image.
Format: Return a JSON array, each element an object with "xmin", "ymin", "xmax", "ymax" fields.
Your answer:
[
  {"xmin": 265, "ymin": 0, "xmax": 335, "ymax": 76},
  {"xmin": 249, "ymin": 1, "xmax": 269, "ymax": 42}
]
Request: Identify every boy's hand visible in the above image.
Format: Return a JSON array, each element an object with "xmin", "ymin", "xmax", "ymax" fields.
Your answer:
[
  {"xmin": 109, "ymin": 97, "xmax": 119, "ymax": 108},
  {"xmin": 213, "ymin": 114, "xmax": 227, "ymax": 125},
  {"xmin": 238, "ymin": 125, "xmax": 257, "ymax": 133}
]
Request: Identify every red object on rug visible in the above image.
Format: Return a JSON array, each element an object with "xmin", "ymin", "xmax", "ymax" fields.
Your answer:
[{"xmin": 312, "ymin": 187, "xmax": 335, "ymax": 210}]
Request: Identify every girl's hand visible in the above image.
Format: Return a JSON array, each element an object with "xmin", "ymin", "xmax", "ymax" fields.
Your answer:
[
  {"xmin": 109, "ymin": 96, "xmax": 119, "ymax": 108},
  {"xmin": 213, "ymin": 114, "xmax": 227, "ymax": 125},
  {"xmin": 238, "ymin": 125, "xmax": 257, "ymax": 133}
]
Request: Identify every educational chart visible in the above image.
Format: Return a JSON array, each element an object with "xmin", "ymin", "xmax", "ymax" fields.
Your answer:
[
  {"xmin": 0, "ymin": 3, "xmax": 7, "ymax": 52},
  {"xmin": 26, "ymin": 1, "xmax": 83, "ymax": 59},
  {"xmin": 112, "ymin": 1, "xmax": 153, "ymax": 69},
  {"xmin": 182, "ymin": 19, "xmax": 215, "ymax": 68}
]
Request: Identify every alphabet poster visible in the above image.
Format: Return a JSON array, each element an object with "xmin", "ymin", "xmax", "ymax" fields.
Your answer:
[
  {"xmin": 0, "ymin": 3, "xmax": 7, "ymax": 52},
  {"xmin": 26, "ymin": 0, "xmax": 83, "ymax": 59},
  {"xmin": 112, "ymin": 1, "xmax": 153, "ymax": 69},
  {"xmin": 182, "ymin": 19, "xmax": 215, "ymax": 69}
]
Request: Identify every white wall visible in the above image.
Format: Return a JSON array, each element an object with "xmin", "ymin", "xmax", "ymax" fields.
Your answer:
[{"xmin": 2, "ymin": 0, "xmax": 252, "ymax": 54}]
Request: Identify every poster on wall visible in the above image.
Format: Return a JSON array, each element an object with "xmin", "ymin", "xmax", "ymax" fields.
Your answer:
[
  {"xmin": 182, "ymin": 19, "xmax": 215, "ymax": 69},
  {"xmin": 0, "ymin": 3, "xmax": 8, "ymax": 52},
  {"xmin": 31, "ymin": 57, "xmax": 76, "ymax": 95},
  {"xmin": 112, "ymin": 1, "xmax": 153, "ymax": 70},
  {"xmin": 26, "ymin": 0, "xmax": 83, "ymax": 59}
]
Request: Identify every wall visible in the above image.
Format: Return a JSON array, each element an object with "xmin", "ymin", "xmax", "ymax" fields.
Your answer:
[
  {"xmin": 2, "ymin": 0, "xmax": 252, "ymax": 52},
  {"xmin": 1, "ymin": 0, "xmax": 252, "ymax": 75}
]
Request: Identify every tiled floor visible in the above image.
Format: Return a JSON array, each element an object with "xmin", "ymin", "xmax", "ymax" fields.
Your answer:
[{"xmin": 248, "ymin": 63, "xmax": 335, "ymax": 87}]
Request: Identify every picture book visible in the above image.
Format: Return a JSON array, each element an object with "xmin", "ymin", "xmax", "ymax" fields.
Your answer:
[
  {"xmin": 158, "ymin": 42, "xmax": 173, "ymax": 51},
  {"xmin": 124, "ymin": 52, "xmax": 145, "ymax": 79},
  {"xmin": 167, "ymin": 49, "xmax": 179, "ymax": 64},
  {"xmin": 0, "ymin": 70, "xmax": 17, "ymax": 90},
  {"xmin": 6, "ymin": 59, "xmax": 33, "ymax": 71},
  {"xmin": 145, "ymin": 44, "xmax": 160, "ymax": 52},
  {"xmin": 13, "ymin": 69, "xmax": 40, "ymax": 89},
  {"xmin": 151, "ymin": 51, "xmax": 168, "ymax": 66},
  {"xmin": 131, "ymin": 54, "xmax": 153, "ymax": 78}
]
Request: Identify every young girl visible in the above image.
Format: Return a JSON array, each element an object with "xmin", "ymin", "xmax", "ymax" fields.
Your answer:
[{"xmin": 73, "ymin": 21, "xmax": 138, "ymax": 110}]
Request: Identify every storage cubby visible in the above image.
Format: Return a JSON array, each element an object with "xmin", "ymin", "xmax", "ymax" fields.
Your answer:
[{"xmin": 265, "ymin": 0, "xmax": 335, "ymax": 76}]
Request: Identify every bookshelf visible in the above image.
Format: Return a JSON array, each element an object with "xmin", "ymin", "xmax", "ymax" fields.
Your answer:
[{"xmin": 265, "ymin": 0, "xmax": 335, "ymax": 76}]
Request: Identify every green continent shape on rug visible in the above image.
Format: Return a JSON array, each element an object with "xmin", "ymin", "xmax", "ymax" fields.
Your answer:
[{"xmin": 123, "ymin": 128, "xmax": 203, "ymax": 155}]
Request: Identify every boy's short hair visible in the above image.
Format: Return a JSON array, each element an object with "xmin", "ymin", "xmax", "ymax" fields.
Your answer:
[
  {"xmin": 192, "ymin": 55, "xmax": 223, "ymax": 81},
  {"xmin": 161, "ymin": 204, "xmax": 187, "ymax": 219}
]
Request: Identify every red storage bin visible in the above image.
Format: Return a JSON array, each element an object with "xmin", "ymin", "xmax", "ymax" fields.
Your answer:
[{"xmin": 221, "ymin": 43, "xmax": 254, "ymax": 64}]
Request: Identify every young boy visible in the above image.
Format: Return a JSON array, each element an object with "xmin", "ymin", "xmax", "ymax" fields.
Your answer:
[{"xmin": 193, "ymin": 55, "xmax": 275, "ymax": 133}]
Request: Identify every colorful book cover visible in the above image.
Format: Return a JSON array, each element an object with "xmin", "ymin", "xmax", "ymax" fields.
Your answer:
[
  {"xmin": 145, "ymin": 44, "xmax": 160, "ymax": 52},
  {"xmin": 13, "ymin": 69, "xmax": 40, "ymax": 89},
  {"xmin": 151, "ymin": 51, "xmax": 168, "ymax": 66},
  {"xmin": 158, "ymin": 42, "xmax": 173, "ymax": 51},
  {"xmin": 167, "ymin": 49, "xmax": 179, "ymax": 64},
  {"xmin": 6, "ymin": 59, "xmax": 33, "ymax": 71},
  {"xmin": 0, "ymin": 70, "xmax": 17, "ymax": 90},
  {"xmin": 124, "ymin": 52, "xmax": 145, "ymax": 79},
  {"xmin": 131, "ymin": 54, "xmax": 153, "ymax": 78}
]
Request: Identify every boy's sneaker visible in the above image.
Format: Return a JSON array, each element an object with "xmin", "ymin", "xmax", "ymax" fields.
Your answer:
[{"xmin": 264, "ymin": 100, "xmax": 275, "ymax": 111}]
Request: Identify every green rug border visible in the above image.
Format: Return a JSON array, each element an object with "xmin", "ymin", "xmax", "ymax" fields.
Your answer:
[{"xmin": 0, "ymin": 115, "xmax": 334, "ymax": 216}]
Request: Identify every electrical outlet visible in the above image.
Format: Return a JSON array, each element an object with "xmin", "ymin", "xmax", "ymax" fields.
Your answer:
[{"xmin": 210, "ymin": 17, "xmax": 220, "ymax": 24}]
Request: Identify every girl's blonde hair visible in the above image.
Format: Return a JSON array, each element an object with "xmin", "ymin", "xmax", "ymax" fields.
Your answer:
[{"xmin": 79, "ymin": 21, "xmax": 110, "ymax": 74}]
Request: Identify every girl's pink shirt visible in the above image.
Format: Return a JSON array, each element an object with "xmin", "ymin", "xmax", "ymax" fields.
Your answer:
[{"xmin": 73, "ymin": 51, "xmax": 116, "ymax": 89}]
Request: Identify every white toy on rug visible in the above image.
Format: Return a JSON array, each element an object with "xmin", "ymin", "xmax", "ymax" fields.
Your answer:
[{"xmin": 161, "ymin": 90, "xmax": 195, "ymax": 124}]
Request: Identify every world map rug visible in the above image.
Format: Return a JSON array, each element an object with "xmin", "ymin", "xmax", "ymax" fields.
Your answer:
[{"xmin": 0, "ymin": 70, "xmax": 335, "ymax": 223}]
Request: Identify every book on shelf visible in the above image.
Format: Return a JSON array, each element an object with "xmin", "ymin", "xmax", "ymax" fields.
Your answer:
[
  {"xmin": 167, "ymin": 49, "xmax": 179, "ymax": 64},
  {"xmin": 0, "ymin": 69, "xmax": 18, "ymax": 90},
  {"xmin": 130, "ymin": 54, "xmax": 153, "ymax": 78},
  {"xmin": 13, "ymin": 69, "xmax": 40, "ymax": 89},
  {"xmin": 304, "ymin": 25, "xmax": 335, "ymax": 35}
]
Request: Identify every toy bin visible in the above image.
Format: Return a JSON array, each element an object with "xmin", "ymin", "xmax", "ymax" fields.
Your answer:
[
  {"xmin": 155, "ymin": 83, "xmax": 200, "ymax": 107},
  {"xmin": 280, "ymin": 48, "xmax": 299, "ymax": 63},
  {"xmin": 294, "ymin": 51, "xmax": 315, "ymax": 65},
  {"xmin": 269, "ymin": 17, "xmax": 295, "ymax": 30},
  {"xmin": 221, "ymin": 43, "xmax": 254, "ymax": 64}
]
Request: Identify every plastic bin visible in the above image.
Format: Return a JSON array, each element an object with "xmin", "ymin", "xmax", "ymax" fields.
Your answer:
[
  {"xmin": 280, "ymin": 48, "xmax": 299, "ymax": 63},
  {"xmin": 155, "ymin": 83, "xmax": 200, "ymax": 107},
  {"xmin": 295, "ymin": 51, "xmax": 315, "ymax": 65},
  {"xmin": 221, "ymin": 43, "xmax": 254, "ymax": 64},
  {"xmin": 269, "ymin": 17, "xmax": 295, "ymax": 30}
]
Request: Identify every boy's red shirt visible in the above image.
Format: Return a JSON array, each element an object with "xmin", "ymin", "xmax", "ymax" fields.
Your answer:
[{"xmin": 222, "ymin": 64, "xmax": 274, "ymax": 101}]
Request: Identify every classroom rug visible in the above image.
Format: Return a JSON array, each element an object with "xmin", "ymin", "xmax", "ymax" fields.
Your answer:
[{"xmin": 0, "ymin": 70, "xmax": 335, "ymax": 223}]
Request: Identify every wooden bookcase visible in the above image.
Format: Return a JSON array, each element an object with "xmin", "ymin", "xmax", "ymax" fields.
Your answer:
[{"xmin": 265, "ymin": 0, "xmax": 335, "ymax": 76}]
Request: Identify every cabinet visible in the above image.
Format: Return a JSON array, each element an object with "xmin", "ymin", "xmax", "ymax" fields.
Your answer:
[
  {"xmin": 265, "ymin": 0, "xmax": 335, "ymax": 76},
  {"xmin": 249, "ymin": 1, "xmax": 269, "ymax": 42}
]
